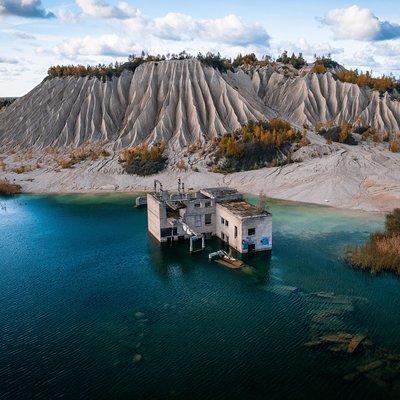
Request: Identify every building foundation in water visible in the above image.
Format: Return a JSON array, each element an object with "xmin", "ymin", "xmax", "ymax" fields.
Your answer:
[{"xmin": 147, "ymin": 181, "xmax": 272, "ymax": 254}]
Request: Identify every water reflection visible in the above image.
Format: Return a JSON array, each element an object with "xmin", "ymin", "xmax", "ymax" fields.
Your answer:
[{"xmin": 148, "ymin": 232, "xmax": 272, "ymax": 284}]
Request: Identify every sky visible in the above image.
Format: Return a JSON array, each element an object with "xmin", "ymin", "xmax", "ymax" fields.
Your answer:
[{"xmin": 1, "ymin": 0, "xmax": 400, "ymax": 96}]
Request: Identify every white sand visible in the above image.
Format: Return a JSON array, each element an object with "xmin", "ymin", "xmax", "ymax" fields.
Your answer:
[{"xmin": 2, "ymin": 134, "xmax": 399, "ymax": 212}]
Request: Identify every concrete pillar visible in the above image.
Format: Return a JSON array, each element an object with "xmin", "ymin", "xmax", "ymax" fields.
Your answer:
[
  {"xmin": 202, "ymin": 235, "xmax": 205, "ymax": 249},
  {"xmin": 189, "ymin": 236, "xmax": 193, "ymax": 252}
]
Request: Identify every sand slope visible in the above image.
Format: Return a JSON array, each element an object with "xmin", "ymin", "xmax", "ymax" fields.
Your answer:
[{"xmin": 1, "ymin": 59, "xmax": 400, "ymax": 150}]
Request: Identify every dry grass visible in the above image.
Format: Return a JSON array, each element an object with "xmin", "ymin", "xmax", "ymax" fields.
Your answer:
[
  {"xmin": 299, "ymin": 131, "xmax": 311, "ymax": 147},
  {"xmin": 187, "ymin": 141, "xmax": 202, "ymax": 154},
  {"xmin": 57, "ymin": 158, "xmax": 75, "ymax": 169},
  {"xmin": 0, "ymin": 179, "xmax": 21, "ymax": 195},
  {"xmin": 56, "ymin": 143, "xmax": 110, "ymax": 169},
  {"xmin": 348, "ymin": 234, "xmax": 400, "ymax": 275},
  {"xmin": 347, "ymin": 208, "xmax": 400, "ymax": 275},
  {"xmin": 11, "ymin": 165, "xmax": 32, "ymax": 174},
  {"xmin": 311, "ymin": 62, "xmax": 327, "ymax": 74},
  {"xmin": 389, "ymin": 140, "xmax": 400, "ymax": 153},
  {"xmin": 176, "ymin": 159, "xmax": 187, "ymax": 172}
]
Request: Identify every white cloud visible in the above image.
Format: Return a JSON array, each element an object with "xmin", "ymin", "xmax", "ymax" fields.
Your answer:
[
  {"xmin": 0, "ymin": 0, "xmax": 55, "ymax": 19},
  {"xmin": 323, "ymin": 5, "xmax": 400, "ymax": 41},
  {"xmin": 54, "ymin": 34, "xmax": 139, "ymax": 58},
  {"xmin": 151, "ymin": 13, "xmax": 269, "ymax": 46},
  {"xmin": 273, "ymin": 38, "xmax": 343, "ymax": 58},
  {"xmin": 339, "ymin": 50, "xmax": 379, "ymax": 68},
  {"xmin": 0, "ymin": 56, "xmax": 19, "ymax": 63},
  {"xmin": 54, "ymin": 4, "xmax": 270, "ymax": 59},
  {"xmin": 76, "ymin": 0, "xmax": 140, "ymax": 19},
  {"xmin": 57, "ymin": 8, "xmax": 80, "ymax": 23}
]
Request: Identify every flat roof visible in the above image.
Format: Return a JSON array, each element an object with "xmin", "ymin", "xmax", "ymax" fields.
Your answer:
[
  {"xmin": 200, "ymin": 187, "xmax": 240, "ymax": 199},
  {"xmin": 219, "ymin": 200, "xmax": 271, "ymax": 218}
]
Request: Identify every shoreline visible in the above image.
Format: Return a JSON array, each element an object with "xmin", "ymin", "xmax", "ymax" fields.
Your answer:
[
  {"xmin": 1, "ymin": 136, "xmax": 399, "ymax": 214},
  {"xmin": 4, "ymin": 186, "xmax": 386, "ymax": 216}
]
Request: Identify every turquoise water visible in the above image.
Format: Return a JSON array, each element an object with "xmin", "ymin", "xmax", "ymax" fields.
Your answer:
[{"xmin": 1, "ymin": 194, "xmax": 399, "ymax": 400}]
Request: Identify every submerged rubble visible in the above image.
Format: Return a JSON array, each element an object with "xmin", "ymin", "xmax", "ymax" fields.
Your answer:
[{"xmin": 305, "ymin": 332, "xmax": 370, "ymax": 354}]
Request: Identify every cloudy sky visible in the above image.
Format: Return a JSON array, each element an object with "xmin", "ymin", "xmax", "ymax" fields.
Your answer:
[{"xmin": 1, "ymin": 0, "xmax": 400, "ymax": 96}]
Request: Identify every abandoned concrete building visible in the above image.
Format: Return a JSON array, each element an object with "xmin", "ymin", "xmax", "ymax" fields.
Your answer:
[{"xmin": 147, "ymin": 182, "xmax": 272, "ymax": 254}]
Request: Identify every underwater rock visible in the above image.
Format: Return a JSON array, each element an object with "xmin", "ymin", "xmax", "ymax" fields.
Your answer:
[
  {"xmin": 347, "ymin": 335, "xmax": 366, "ymax": 354},
  {"xmin": 134, "ymin": 312, "xmax": 145, "ymax": 319},
  {"xmin": 305, "ymin": 332, "xmax": 370, "ymax": 354},
  {"xmin": 133, "ymin": 354, "xmax": 143, "ymax": 364},
  {"xmin": 312, "ymin": 292, "xmax": 335, "ymax": 299},
  {"xmin": 343, "ymin": 372, "xmax": 361, "ymax": 382},
  {"xmin": 267, "ymin": 284, "xmax": 299, "ymax": 296},
  {"xmin": 357, "ymin": 360, "xmax": 384, "ymax": 373}
]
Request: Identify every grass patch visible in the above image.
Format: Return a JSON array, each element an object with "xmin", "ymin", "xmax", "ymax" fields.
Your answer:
[
  {"xmin": 347, "ymin": 209, "xmax": 400, "ymax": 275},
  {"xmin": 0, "ymin": 179, "xmax": 21, "ymax": 195},
  {"xmin": 56, "ymin": 143, "xmax": 110, "ymax": 168}
]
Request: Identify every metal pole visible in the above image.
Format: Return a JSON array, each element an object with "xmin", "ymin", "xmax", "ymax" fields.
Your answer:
[
  {"xmin": 189, "ymin": 236, "xmax": 193, "ymax": 253},
  {"xmin": 202, "ymin": 235, "xmax": 205, "ymax": 249}
]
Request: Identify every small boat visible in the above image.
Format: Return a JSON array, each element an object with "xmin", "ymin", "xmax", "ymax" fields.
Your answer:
[{"xmin": 209, "ymin": 250, "xmax": 244, "ymax": 269}]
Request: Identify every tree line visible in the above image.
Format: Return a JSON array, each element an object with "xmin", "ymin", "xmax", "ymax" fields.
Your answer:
[
  {"xmin": 46, "ymin": 51, "xmax": 400, "ymax": 96},
  {"xmin": 46, "ymin": 51, "xmax": 310, "ymax": 80}
]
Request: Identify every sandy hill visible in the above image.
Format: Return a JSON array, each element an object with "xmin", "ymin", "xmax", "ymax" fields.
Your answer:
[
  {"xmin": 1, "ymin": 59, "xmax": 399, "ymax": 150},
  {"xmin": 1, "ymin": 58, "xmax": 399, "ymax": 212}
]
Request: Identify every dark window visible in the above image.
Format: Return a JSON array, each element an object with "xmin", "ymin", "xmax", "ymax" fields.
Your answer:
[
  {"xmin": 225, "ymin": 220, "xmax": 229, "ymax": 227},
  {"xmin": 221, "ymin": 232, "xmax": 225, "ymax": 240},
  {"xmin": 161, "ymin": 227, "xmax": 177, "ymax": 237},
  {"xmin": 205, "ymin": 214, "xmax": 212, "ymax": 225},
  {"xmin": 194, "ymin": 215, "xmax": 202, "ymax": 227},
  {"xmin": 205, "ymin": 201, "xmax": 211, "ymax": 207},
  {"xmin": 221, "ymin": 217, "xmax": 225, "ymax": 224},
  {"xmin": 194, "ymin": 203, "xmax": 201, "ymax": 208},
  {"xmin": 248, "ymin": 228, "xmax": 256, "ymax": 236},
  {"xmin": 234, "ymin": 226, "xmax": 238, "ymax": 238}
]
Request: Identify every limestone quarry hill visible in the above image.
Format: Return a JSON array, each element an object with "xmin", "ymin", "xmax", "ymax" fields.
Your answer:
[
  {"xmin": 1, "ymin": 58, "xmax": 400, "ymax": 150},
  {"xmin": 1, "ymin": 58, "xmax": 399, "ymax": 212}
]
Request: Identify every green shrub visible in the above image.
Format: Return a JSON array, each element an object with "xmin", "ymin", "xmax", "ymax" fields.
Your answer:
[
  {"xmin": 119, "ymin": 142, "xmax": 167, "ymax": 176},
  {"xmin": 276, "ymin": 51, "xmax": 306, "ymax": 69},
  {"xmin": 213, "ymin": 119, "xmax": 301, "ymax": 173},
  {"xmin": 317, "ymin": 122, "xmax": 358, "ymax": 145}
]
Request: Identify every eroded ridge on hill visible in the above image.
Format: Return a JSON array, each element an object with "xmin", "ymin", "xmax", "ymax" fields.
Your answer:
[{"xmin": 1, "ymin": 59, "xmax": 400, "ymax": 150}]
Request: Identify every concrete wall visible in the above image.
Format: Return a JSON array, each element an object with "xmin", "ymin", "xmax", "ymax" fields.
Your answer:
[
  {"xmin": 216, "ymin": 204, "xmax": 272, "ymax": 253},
  {"xmin": 241, "ymin": 215, "xmax": 272, "ymax": 252},
  {"xmin": 147, "ymin": 194, "xmax": 167, "ymax": 242},
  {"xmin": 180, "ymin": 198, "xmax": 216, "ymax": 236},
  {"xmin": 215, "ymin": 204, "xmax": 243, "ymax": 252}
]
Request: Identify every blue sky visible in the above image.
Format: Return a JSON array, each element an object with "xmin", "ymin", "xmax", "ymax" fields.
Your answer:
[{"xmin": 1, "ymin": 0, "xmax": 400, "ymax": 96}]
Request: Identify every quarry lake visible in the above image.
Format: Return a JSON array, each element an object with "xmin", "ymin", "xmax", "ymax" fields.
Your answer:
[{"xmin": 1, "ymin": 194, "xmax": 400, "ymax": 400}]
